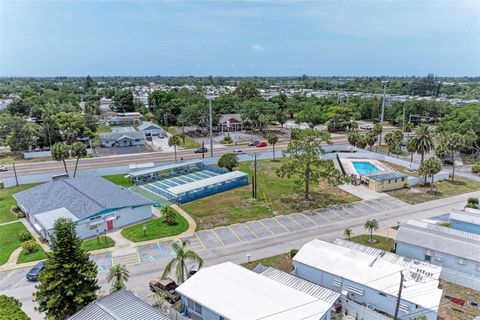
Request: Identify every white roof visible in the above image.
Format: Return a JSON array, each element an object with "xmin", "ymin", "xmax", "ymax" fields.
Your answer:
[
  {"xmin": 129, "ymin": 160, "xmax": 203, "ymax": 177},
  {"xmin": 176, "ymin": 262, "xmax": 336, "ymax": 320},
  {"xmin": 167, "ymin": 171, "xmax": 248, "ymax": 195},
  {"xmin": 450, "ymin": 209, "xmax": 480, "ymax": 226},
  {"xmin": 35, "ymin": 207, "xmax": 79, "ymax": 230},
  {"xmin": 293, "ymin": 239, "xmax": 443, "ymax": 311}
]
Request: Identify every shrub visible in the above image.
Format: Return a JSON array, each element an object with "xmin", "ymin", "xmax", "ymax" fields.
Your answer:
[
  {"xmin": 163, "ymin": 208, "xmax": 177, "ymax": 226},
  {"xmin": 290, "ymin": 249, "xmax": 299, "ymax": 258},
  {"xmin": 21, "ymin": 240, "xmax": 38, "ymax": 254},
  {"xmin": 18, "ymin": 231, "xmax": 32, "ymax": 242},
  {"xmin": 472, "ymin": 162, "xmax": 480, "ymax": 173},
  {"xmin": 0, "ymin": 295, "xmax": 30, "ymax": 320},
  {"xmin": 220, "ymin": 136, "xmax": 233, "ymax": 144},
  {"xmin": 467, "ymin": 197, "xmax": 479, "ymax": 205}
]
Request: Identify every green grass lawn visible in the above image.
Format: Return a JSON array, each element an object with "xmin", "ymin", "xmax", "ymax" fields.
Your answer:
[
  {"xmin": 81, "ymin": 236, "xmax": 115, "ymax": 252},
  {"xmin": 0, "ymin": 222, "xmax": 30, "ymax": 266},
  {"xmin": 349, "ymin": 234, "xmax": 395, "ymax": 252},
  {"xmin": 0, "ymin": 183, "xmax": 39, "ymax": 224},
  {"xmin": 16, "ymin": 244, "xmax": 48, "ymax": 264},
  {"xmin": 102, "ymin": 174, "xmax": 133, "ymax": 187},
  {"xmin": 121, "ymin": 212, "xmax": 188, "ymax": 242},
  {"xmin": 242, "ymin": 253, "xmax": 293, "ymax": 273},
  {"xmin": 92, "ymin": 123, "xmax": 112, "ymax": 148},
  {"xmin": 386, "ymin": 177, "xmax": 480, "ymax": 204},
  {"xmin": 182, "ymin": 159, "xmax": 359, "ymax": 230},
  {"xmin": 166, "ymin": 127, "xmax": 200, "ymax": 149}
]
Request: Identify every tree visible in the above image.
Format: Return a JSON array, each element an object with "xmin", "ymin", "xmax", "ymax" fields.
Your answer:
[
  {"xmin": 0, "ymin": 295, "xmax": 30, "ymax": 320},
  {"xmin": 71, "ymin": 142, "xmax": 87, "ymax": 177},
  {"xmin": 267, "ymin": 133, "xmax": 279, "ymax": 160},
  {"xmin": 51, "ymin": 142, "xmax": 70, "ymax": 175},
  {"xmin": 162, "ymin": 206, "xmax": 177, "ymax": 225},
  {"xmin": 52, "ymin": 112, "xmax": 92, "ymax": 144},
  {"xmin": 411, "ymin": 124, "xmax": 435, "ymax": 164},
  {"xmin": 233, "ymin": 81, "xmax": 260, "ymax": 101},
  {"xmin": 107, "ymin": 264, "xmax": 130, "ymax": 292},
  {"xmin": 406, "ymin": 137, "xmax": 416, "ymax": 163},
  {"xmin": 384, "ymin": 132, "xmax": 395, "ymax": 156},
  {"xmin": 162, "ymin": 239, "xmax": 204, "ymax": 284},
  {"xmin": 343, "ymin": 228, "xmax": 352, "ymax": 240},
  {"xmin": 364, "ymin": 219, "xmax": 379, "ymax": 242},
  {"xmin": 217, "ymin": 153, "xmax": 239, "ymax": 172},
  {"xmin": 372, "ymin": 123, "xmax": 383, "ymax": 146},
  {"xmin": 34, "ymin": 218, "xmax": 99, "ymax": 319},
  {"xmin": 446, "ymin": 133, "xmax": 465, "ymax": 181},
  {"xmin": 366, "ymin": 132, "xmax": 377, "ymax": 151},
  {"xmin": 356, "ymin": 134, "xmax": 368, "ymax": 149},
  {"xmin": 347, "ymin": 130, "xmax": 360, "ymax": 147},
  {"xmin": 168, "ymin": 135, "xmax": 182, "ymax": 162},
  {"xmin": 114, "ymin": 89, "xmax": 135, "ymax": 113},
  {"xmin": 276, "ymin": 128, "xmax": 343, "ymax": 200},
  {"xmin": 419, "ymin": 157, "xmax": 442, "ymax": 190}
]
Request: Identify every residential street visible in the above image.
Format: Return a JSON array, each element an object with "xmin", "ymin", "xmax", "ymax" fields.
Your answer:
[{"xmin": 1, "ymin": 189, "xmax": 476, "ymax": 320}]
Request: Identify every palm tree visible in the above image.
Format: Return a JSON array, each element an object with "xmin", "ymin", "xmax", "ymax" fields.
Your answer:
[
  {"xmin": 392, "ymin": 129, "xmax": 404, "ymax": 153},
  {"xmin": 107, "ymin": 264, "xmax": 130, "ymax": 292},
  {"xmin": 347, "ymin": 131, "xmax": 360, "ymax": 148},
  {"xmin": 364, "ymin": 219, "xmax": 379, "ymax": 242},
  {"xmin": 446, "ymin": 133, "xmax": 465, "ymax": 181},
  {"xmin": 168, "ymin": 134, "xmax": 182, "ymax": 162},
  {"xmin": 162, "ymin": 239, "xmax": 204, "ymax": 284},
  {"xmin": 384, "ymin": 132, "xmax": 395, "ymax": 156},
  {"xmin": 372, "ymin": 123, "xmax": 383, "ymax": 146},
  {"xmin": 406, "ymin": 137, "xmax": 416, "ymax": 163},
  {"xmin": 411, "ymin": 124, "xmax": 435, "ymax": 164},
  {"xmin": 366, "ymin": 132, "xmax": 377, "ymax": 151},
  {"xmin": 267, "ymin": 133, "xmax": 279, "ymax": 161},
  {"xmin": 343, "ymin": 228, "xmax": 352, "ymax": 240},
  {"xmin": 419, "ymin": 157, "xmax": 443, "ymax": 191},
  {"xmin": 70, "ymin": 142, "xmax": 87, "ymax": 177},
  {"xmin": 51, "ymin": 142, "xmax": 70, "ymax": 175}
]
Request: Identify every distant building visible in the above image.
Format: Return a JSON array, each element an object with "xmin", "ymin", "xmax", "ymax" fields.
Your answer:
[
  {"xmin": 137, "ymin": 121, "xmax": 167, "ymax": 137},
  {"xmin": 217, "ymin": 114, "xmax": 243, "ymax": 132},
  {"xmin": 116, "ymin": 112, "xmax": 144, "ymax": 121},
  {"xmin": 293, "ymin": 239, "xmax": 443, "ymax": 320},
  {"xmin": 450, "ymin": 208, "xmax": 480, "ymax": 234},
  {"xmin": 395, "ymin": 219, "xmax": 480, "ymax": 290},
  {"xmin": 100, "ymin": 131, "xmax": 146, "ymax": 148},
  {"xmin": 68, "ymin": 289, "xmax": 169, "ymax": 320},
  {"xmin": 13, "ymin": 177, "xmax": 152, "ymax": 240},
  {"xmin": 106, "ymin": 116, "xmax": 136, "ymax": 126},
  {"xmin": 111, "ymin": 127, "xmax": 136, "ymax": 133},
  {"xmin": 176, "ymin": 261, "xmax": 340, "ymax": 320}
]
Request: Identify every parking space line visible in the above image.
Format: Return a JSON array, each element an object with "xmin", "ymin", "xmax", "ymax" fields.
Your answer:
[
  {"xmin": 12, "ymin": 277, "xmax": 26, "ymax": 289},
  {"xmin": 258, "ymin": 220, "xmax": 276, "ymax": 235},
  {"xmin": 316, "ymin": 210, "xmax": 333, "ymax": 223},
  {"xmin": 301, "ymin": 212, "xmax": 321, "ymax": 225},
  {"xmin": 350, "ymin": 203, "xmax": 371, "ymax": 215},
  {"xmin": 211, "ymin": 229, "xmax": 225, "ymax": 246},
  {"xmin": 285, "ymin": 215, "xmax": 305, "ymax": 229},
  {"xmin": 0, "ymin": 271, "xmax": 14, "ymax": 286},
  {"xmin": 156, "ymin": 242, "xmax": 163, "ymax": 257},
  {"xmin": 327, "ymin": 209, "xmax": 343, "ymax": 220},
  {"xmin": 193, "ymin": 233, "xmax": 206, "ymax": 250},
  {"xmin": 243, "ymin": 223, "xmax": 260, "ymax": 237},
  {"xmin": 342, "ymin": 206, "xmax": 359, "ymax": 217},
  {"xmin": 228, "ymin": 226, "xmax": 242, "ymax": 241}
]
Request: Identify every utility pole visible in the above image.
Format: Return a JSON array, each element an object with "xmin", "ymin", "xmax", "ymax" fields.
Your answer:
[
  {"xmin": 12, "ymin": 162, "xmax": 19, "ymax": 187},
  {"xmin": 202, "ymin": 141, "xmax": 205, "ymax": 159},
  {"xmin": 393, "ymin": 271, "xmax": 404, "ymax": 320},
  {"xmin": 209, "ymin": 98, "xmax": 213, "ymax": 157},
  {"xmin": 254, "ymin": 153, "xmax": 258, "ymax": 199},
  {"xmin": 379, "ymin": 82, "xmax": 387, "ymax": 145},
  {"xmin": 402, "ymin": 106, "xmax": 406, "ymax": 133}
]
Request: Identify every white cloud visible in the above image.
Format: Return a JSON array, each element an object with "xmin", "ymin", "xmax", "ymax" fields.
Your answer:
[{"xmin": 251, "ymin": 43, "xmax": 265, "ymax": 52}]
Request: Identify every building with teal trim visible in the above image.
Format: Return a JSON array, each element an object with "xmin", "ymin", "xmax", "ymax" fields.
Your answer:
[{"xmin": 450, "ymin": 208, "xmax": 480, "ymax": 235}]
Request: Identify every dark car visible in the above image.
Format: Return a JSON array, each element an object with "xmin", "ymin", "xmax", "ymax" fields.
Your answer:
[
  {"xmin": 248, "ymin": 141, "xmax": 260, "ymax": 146},
  {"xmin": 194, "ymin": 147, "xmax": 208, "ymax": 154},
  {"xmin": 26, "ymin": 261, "xmax": 44, "ymax": 281},
  {"xmin": 149, "ymin": 278, "xmax": 180, "ymax": 303},
  {"xmin": 256, "ymin": 142, "xmax": 268, "ymax": 148}
]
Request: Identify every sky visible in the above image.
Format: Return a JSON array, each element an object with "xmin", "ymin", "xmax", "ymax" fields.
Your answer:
[{"xmin": 1, "ymin": 0, "xmax": 479, "ymax": 77}]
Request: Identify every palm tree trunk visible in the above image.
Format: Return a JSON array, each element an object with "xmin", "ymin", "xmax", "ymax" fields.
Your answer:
[
  {"xmin": 174, "ymin": 145, "xmax": 177, "ymax": 162},
  {"xmin": 410, "ymin": 152, "xmax": 413, "ymax": 163},
  {"xmin": 421, "ymin": 152, "xmax": 425, "ymax": 164},
  {"xmin": 272, "ymin": 143, "xmax": 275, "ymax": 161},
  {"xmin": 431, "ymin": 175, "xmax": 434, "ymax": 191},
  {"xmin": 451, "ymin": 152, "xmax": 455, "ymax": 181},
  {"xmin": 73, "ymin": 157, "xmax": 79, "ymax": 177},
  {"xmin": 370, "ymin": 229, "xmax": 373, "ymax": 242},
  {"xmin": 62, "ymin": 160, "xmax": 68, "ymax": 175}
]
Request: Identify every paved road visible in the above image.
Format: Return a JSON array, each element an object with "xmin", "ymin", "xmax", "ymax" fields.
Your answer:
[{"xmin": 1, "ymin": 189, "xmax": 476, "ymax": 320}]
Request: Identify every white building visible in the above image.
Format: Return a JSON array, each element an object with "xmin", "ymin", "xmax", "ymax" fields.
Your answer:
[
  {"xmin": 99, "ymin": 131, "xmax": 146, "ymax": 147},
  {"xmin": 176, "ymin": 262, "xmax": 340, "ymax": 320},
  {"xmin": 293, "ymin": 239, "xmax": 443, "ymax": 320}
]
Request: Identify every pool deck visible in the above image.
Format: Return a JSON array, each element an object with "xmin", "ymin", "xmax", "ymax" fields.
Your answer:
[{"xmin": 340, "ymin": 158, "xmax": 390, "ymax": 177}]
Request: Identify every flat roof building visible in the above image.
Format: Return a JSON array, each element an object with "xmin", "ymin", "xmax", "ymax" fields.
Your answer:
[
  {"xmin": 450, "ymin": 208, "xmax": 480, "ymax": 235},
  {"xmin": 176, "ymin": 262, "xmax": 340, "ymax": 320}
]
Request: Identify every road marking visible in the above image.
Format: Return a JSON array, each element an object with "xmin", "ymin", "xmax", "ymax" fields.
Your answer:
[
  {"xmin": 211, "ymin": 229, "xmax": 225, "ymax": 246},
  {"xmin": 258, "ymin": 220, "xmax": 276, "ymax": 235},
  {"xmin": 228, "ymin": 226, "xmax": 242, "ymax": 241},
  {"xmin": 342, "ymin": 206, "xmax": 359, "ymax": 217},
  {"xmin": 243, "ymin": 223, "xmax": 259, "ymax": 238},
  {"xmin": 0, "ymin": 271, "xmax": 15, "ymax": 285},
  {"xmin": 12, "ymin": 276, "xmax": 26, "ymax": 289},
  {"xmin": 193, "ymin": 232, "xmax": 206, "ymax": 250},
  {"xmin": 300, "ymin": 212, "xmax": 321, "ymax": 225},
  {"xmin": 316, "ymin": 210, "xmax": 333, "ymax": 223}
]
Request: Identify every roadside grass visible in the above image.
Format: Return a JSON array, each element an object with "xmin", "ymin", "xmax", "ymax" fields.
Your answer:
[
  {"xmin": 0, "ymin": 183, "xmax": 40, "ymax": 224},
  {"xmin": 16, "ymin": 244, "xmax": 48, "ymax": 264},
  {"xmin": 0, "ymin": 152, "xmax": 52, "ymax": 165},
  {"xmin": 0, "ymin": 222, "xmax": 30, "ymax": 266},
  {"xmin": 81, "ymin": 236, "xmax": 115, "ymax": 252},
  {"xmin": 242, "ymin": 253, "xmax": 293, "ymax": 273},
  {"xmin": 121, "ymin": 212, "xmax": 188, "ymax": 242},
  {"xmin": 349, "ymin": 234, "xmax": 395, "ymax": 252},
  {"xmin": 182, "ymin": 159, "xmax": 359, "ymax": 230},
  {"xmin": 166, "ymin": 127, "xmax": 200, "ymax": 149},
  {"xmin": 102, "ymin": 174, "xmax": 133, "ymax": 188},
  {"xmin": 438, "ymin": 280, "xmax": 480, "ymax": 320},
  {"xmin": 386, "ymin": 177, "xmax": 480, "ymax": 204}
]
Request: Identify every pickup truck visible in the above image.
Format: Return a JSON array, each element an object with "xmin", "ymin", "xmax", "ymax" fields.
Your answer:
[{"xmin": 149, "ymin": 278, "xmax": 180, "ymax": 303}]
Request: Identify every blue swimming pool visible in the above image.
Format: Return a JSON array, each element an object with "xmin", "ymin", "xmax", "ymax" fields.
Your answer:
[{"xmin": 352, "ymin": 161, "xmax": 380, "ymax": 175}]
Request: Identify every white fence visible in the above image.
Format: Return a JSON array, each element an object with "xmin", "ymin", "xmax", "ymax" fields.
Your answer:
[
  {"xmin": 441, "ymin": 268, "xmax": 480, "ymax": 291},
  {"xmin": 342, "ymin": 298, "xmax": 391, "ymax": 320},
  {"xmin": 23, "ymin": 149, "xmax": 94, "ymax": 159}
]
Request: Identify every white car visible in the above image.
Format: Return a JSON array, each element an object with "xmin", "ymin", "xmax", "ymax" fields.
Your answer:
[
  {"xmin": 360, "ymin": 124, "xmax": 373, "ymax": 130},
  {"xmin": 0, "ymin": 165, "xmax": 7, "ymax": 172},
  {"xmin": 233, "ymin": 149, "xmax": 245, "ymax": 155}
]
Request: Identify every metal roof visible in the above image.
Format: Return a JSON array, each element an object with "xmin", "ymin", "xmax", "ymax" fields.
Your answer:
[
  {"xmin": 35, "ymin": 208, "xmax": 79, "ymax": 230},
  {"xmin": 261, "ymin": 267, "xmax": 340, "ymax": 304},
  {"xmin": 396, "ymin": 219, "xmax": 480, "ymax": 261},
  {"xmin": 68, "ymin": 289, "xmax": 169, "ymax": 320},
  {"xmin": 128, "ymin": 160, "xmax": 203, "ymax": 177},
  {"xmin": 450, "ymin": 209, "xmax": 480, "ymax": 226},
  {"xmin": 99, "ymin": 131, "xmax": 146, "ymax": 141},
  {"xmin": 13, "ymin": 177, "xmax": 152, "ymax": 220},
  {"xmin": 167, "ymin": 171, "xmax": 248, "ymax": 195},
  {"xmin": 367, "ymin": 171, "xmax": 408, "ymax": 181}
]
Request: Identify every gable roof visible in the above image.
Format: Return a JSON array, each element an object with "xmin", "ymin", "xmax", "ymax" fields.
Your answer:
[
  {"xmin": 219, "ymin": 113, "xmax": 243, "ymax": 124},
  {"xmin": 450, "ymin": 209, "xmax": 480, "ymax": 226},
  {"xmin": 13, "ymin": 177, "xmax": 152, "ymax": 220},
  {"xmin": 68, "ymin": 289, "xmax": 169, "ymax": 320},
  {"xmin": 395, "ymin": 219, "xmax": 480, "ymax": 261},
  {"xmin": 137, "ymin": 121, "xmax": 163, "ymax": 131},
  {"xmin": 99, "ymin": 131, "xmax": 145, "ymax": 141}
]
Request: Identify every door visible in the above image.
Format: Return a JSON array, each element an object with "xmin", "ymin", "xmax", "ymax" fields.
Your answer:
[{"xmin": 107, "ymin": 220, "xmax": 114, "ymax": 230}]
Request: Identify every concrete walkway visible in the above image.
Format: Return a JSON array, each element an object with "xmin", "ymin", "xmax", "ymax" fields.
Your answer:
[{"xmin": 339, "ymin": 184, "xmax": 383, "ymax": 200}]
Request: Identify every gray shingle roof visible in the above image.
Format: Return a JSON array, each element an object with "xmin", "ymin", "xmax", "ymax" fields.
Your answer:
[
  {"xmin": 99, "ymin": 131, "xmax": 146, "ymax": 141},
  {"xmin": 395, "ymin": 219, "xmax": 480, "ymax": 262},
  {"xmin": 13, "ymin": 177, "xmax": 152, "ymax": 220},
  {"xmin": 68, "ymin": 289, "xmax": 170, "ymax": 320},
  {"xmin": 137, "ymin": 122, "xmax": 163, "ymax": 131}
]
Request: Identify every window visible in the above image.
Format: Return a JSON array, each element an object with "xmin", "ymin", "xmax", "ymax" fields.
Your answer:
[
  {"xmin": 332, "ymin": 279, "xmax": 342, "ymax": 287},
  {"xmin": 135, "ymin": 139, "xmax": 140, "ymax": 142},
  {"xmin": 424, "ymin": 255, "xmax": 431, "ymax": 262},
  {"xmin": 395, "ymin": 178, "xmax": 398, "ymax": 183},
  {"xmin": 379, "ymin": 292, "xmax": 387, "ymax": 297},
  {"xmin": 401, "ymin": 177, "xmax": 405, "ymax": 182},
  {"xmin": 456, "ymin": 258, "xmax": 466, "ymax": 265},
  {"xmin": 194, "ymin": 302, "xmax": 202, "ymax": 314},
  {"xmin": 347, "ymin": 285, "xmax": 364, "ymax": 296},
  {"xmin": 187, "ymin": 298, "xmax": 194, "ymax": 309},
  {"xmin": 476, "ymin": 264, "xmax": 480, "ymax": 272}
]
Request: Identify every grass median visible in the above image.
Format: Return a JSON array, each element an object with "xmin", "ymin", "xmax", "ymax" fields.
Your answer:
[
  {"xmin": 121, "ymin": 212, "xmax": 189, "ymax": 242},
  {"xmin": 0, "ymin": 183, "xmax": 39, "ymax": 224}
]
